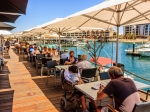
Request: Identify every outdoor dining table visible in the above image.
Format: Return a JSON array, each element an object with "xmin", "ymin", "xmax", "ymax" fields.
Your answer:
[
  {"xmin": 55, "ymin": 65, "xmax": 71, "ymax": 70},
  {"xmin": 75, "ymin": 79, "xmax": 150, "ymax": 105}
]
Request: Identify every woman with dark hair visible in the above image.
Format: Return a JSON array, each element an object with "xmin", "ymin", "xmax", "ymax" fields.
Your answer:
[
  {"xmin": 64, "ymin": 50, "xmax": 77, "ymax": 65},
  {"xmin": 64, "ymin": 65, "xmax": 89, "ymax": 112}
]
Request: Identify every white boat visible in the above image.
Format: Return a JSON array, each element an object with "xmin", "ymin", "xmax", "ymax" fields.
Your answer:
[
  {"xmin": 137, "ymin": 48, "xmax": 150, "ymax": 56},
  {"xmin": 125, "ymin": 42, "xmax": 150, "ymax": 56}
]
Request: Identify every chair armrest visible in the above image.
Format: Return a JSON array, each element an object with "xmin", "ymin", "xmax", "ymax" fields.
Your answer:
[
  {"xmin": 64, "ymin": 80, "xmax": 73, "ymax": 86},
  {"xmin": 106, "ymin": 104, "xmax": 118, "ymax": 112},
  {"xmin": 140, "ymin": 98, "xmax": 147, "ymax": 102},
  {"xmin": 81, "ymin": 77, "xmax": 90, "ymax": 83}
]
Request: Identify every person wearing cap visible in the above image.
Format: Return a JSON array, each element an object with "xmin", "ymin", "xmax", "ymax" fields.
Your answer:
[{"xmin": 61, "ymin": 49, "xmax": 69, "ymax": 59}]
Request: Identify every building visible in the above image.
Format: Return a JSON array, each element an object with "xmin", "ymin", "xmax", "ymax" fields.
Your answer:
[
  {"xmin": 62, "ymin": 29, "xmax": 115, "ymax": 38},
  {"xmin": 123, "ymin": 24, "xmax": 150, "ymax": 37}
]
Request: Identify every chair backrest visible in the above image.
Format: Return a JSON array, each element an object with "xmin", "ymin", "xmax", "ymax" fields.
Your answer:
[
  {"xmin": 59, "ymin": 58, "xmax": 65, "ymax": 65},
  {"xmin": 41, "ymin": 57, "xmax": 52, "ymax": 65},
  {"xmin": 81, "ymin": 68, "xmax": 97, "ymax": 78},
  {"xmin": 46, "ymin": 60, "xmax": 57, "ymax": 68},
  {"xmin": 60, "ymin": 51, "xmax": 64, "ymax": 55},
  {"xmin": 23, "ymin": 48, "xmax": 27, "ymax": 52},
  {"xmin": 47, "ymin": 53, "xmax": 52, "ymax": 57},
  {"xmin": 36, "ymin": 54, "xmax": 44, "ymax": 60},
  {"xmin": 99, "ymin": 72, "xmax": 110, "ymax": 80},
  {"xmin": 132, "ymin": 102, "xmax": 150, "ymax": 112}
]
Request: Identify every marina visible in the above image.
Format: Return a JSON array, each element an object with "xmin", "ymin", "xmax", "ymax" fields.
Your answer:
[{"xmin": 1, "ymin": 0, "xmax": 150, "ymax": 112}]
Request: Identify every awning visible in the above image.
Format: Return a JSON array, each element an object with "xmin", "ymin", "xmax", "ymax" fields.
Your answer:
[
  {"xmin": 0, "ymin": 22, "xmax": 15, "ymax": 31},
  {"xmin": 0, "ymin": 13, "xmax": 20, "ymax": 23},
  {"xmin": 0, "ymin": 0, "xmax": 28, "ymax": 14}
]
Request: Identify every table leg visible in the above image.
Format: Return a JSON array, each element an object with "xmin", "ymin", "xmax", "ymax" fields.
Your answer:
[
  {"xmin": 54, "ymin": 69, "xmax": 57, "ymax": 87},
  {"xmin": 41, "ymin": 66, "xmax": 43, "ymax": 77},
  {"xmin": 36, "ymin": 61, "xmax": 38, "ymax": 73}
]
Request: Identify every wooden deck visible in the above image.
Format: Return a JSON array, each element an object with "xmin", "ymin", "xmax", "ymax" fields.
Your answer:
[
  {"xmin": 5, "ymin": 48, "xmax": 59, "ymax": 112},
  {"xmin": 2, "ymin": 47, "xmax": 150, "ymax": 112}
]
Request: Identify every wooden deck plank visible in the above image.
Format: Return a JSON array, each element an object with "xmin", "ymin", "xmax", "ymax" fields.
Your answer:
[{"xmin": 5, "ymin": 48, "xmax": 58, "ymax": 112}]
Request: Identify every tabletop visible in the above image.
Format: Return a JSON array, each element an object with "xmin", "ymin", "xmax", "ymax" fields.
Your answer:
[
  {"xmin": 75, "ymin": 79, "xmax": 150, "ymax": 100},
  {"xmin": 55, "ymin": 65, "xmax": 71, "ymax": 70}
]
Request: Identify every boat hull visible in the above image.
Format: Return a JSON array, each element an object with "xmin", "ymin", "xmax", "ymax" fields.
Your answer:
[{"xmin": 138, "ymin": 52, "xmax": 150, "ymax": 56}]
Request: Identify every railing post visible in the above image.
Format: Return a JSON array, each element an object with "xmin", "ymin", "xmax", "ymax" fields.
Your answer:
[{"xmin": 146, "ymin": 90, "xmax": 150, "ymax": 100}]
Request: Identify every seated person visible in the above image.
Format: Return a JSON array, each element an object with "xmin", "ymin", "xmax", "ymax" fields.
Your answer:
[
  {"xmin": 64, "ymin": 65, "xmax": 88, "ymax": 112},
  {"xmin": 31, "ymin": 46, "xmax": 40, "ymax": 62},
  {"xmin": 64, "ymin": 50, "xmax": 77, "ymax": 65},
  {"xmin": 28, "ymin": 45, "xmax": 34, "ymax": 53},
  {"xmin": 76, "ymin": 54, "xmax": 92, "ymax": 73},
  {"xmin": 47, "ymin": 48, "xmax": 52, "ymax": 57},
  {"xmin": 31, "ymin": 46, "xmax": 40, "ymax": 56},
  {"xmin": 61, "ymin": 49, "xmax": 69, "ymax": 59},
  {"xmin": 51, "ymin": 48, "xmax": 58, "ymax": 57},
  {"xmin": 27, "ymin": 45, "xmax": 34, "ymax": 62},
  {"xmin": 96, "ymin": 66, "xmax": 140, "ymax": 112},
  {"xmin": 42, "ymin": 46, "xmax": 49, "ymax": 56}
]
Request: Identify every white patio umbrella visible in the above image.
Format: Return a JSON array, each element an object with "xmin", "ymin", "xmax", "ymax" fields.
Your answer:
[
  {"xmin": 48, "ymin": 0, "xmax": 150, "ymax": 63},
  {"xmin": 0, "ymin": 30, "xmax": 12, "ymax": 35}
]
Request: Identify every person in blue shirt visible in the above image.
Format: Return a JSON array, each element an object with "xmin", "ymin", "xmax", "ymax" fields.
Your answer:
[{"xmin": 64, "ymin": 50, "xmax": 77, "ymax": 65}]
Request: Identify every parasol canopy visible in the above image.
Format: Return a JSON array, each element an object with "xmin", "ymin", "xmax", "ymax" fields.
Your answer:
[
  {"xmin": 0, "ymin": 0, "xmax": 28, "ymax": 14},
  {"xmin": 0, "ymin": 22, "xmax": 15, "ymax": 30}
]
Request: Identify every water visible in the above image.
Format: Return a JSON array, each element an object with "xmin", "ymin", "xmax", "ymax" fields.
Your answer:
[{"xmin": 61, "ymin": 42, "xmax": 150, "ymax": 89}]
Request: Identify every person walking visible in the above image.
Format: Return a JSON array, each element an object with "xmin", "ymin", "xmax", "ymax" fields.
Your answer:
[{"xmin": 5, "ymin": 39, "xmax": 10, "ymax": 53}]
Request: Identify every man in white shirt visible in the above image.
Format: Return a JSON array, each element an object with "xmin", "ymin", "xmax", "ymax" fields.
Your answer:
[
  {"xmin": 64, "ymin": 65, "xmax": 89, "ymax": 112},
  {"xmin": 61, "ymin": 49, "xmax": 69, "ymax": 59},
  {"xmin": 76, "ymin": 54, "xmax": 92, "ymax": 73}
]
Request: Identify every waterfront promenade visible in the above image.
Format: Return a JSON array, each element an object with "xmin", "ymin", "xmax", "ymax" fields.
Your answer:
[
  {"xmin": 5, "ymin": 47, "xmax": 58, "ymax": 112},
  {"xmin": 109, "ymin": 39, "xmax": 149, "ymax": 43},
  {"xmin": 3, "ymin": 47, "xmax": 150, "ymax": 112}
]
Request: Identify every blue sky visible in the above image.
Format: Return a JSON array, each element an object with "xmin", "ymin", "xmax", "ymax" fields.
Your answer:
[
  {"xmin": 11, "ymin": 0, "xmax": 103, "ymax": 33},
  {"xmin": 11, "ymin": 0, "xmax": 123, "ymax": 33}
]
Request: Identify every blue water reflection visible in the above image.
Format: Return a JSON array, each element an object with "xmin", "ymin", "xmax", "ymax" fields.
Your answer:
[{"xmin": 61, "ymin": 42, "xmax": 150, "ymax": 89}]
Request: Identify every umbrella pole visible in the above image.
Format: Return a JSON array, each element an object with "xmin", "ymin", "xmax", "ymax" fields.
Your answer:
[
  {"xmin": 76, "ymin": 42, "xmax": 78, "ymax": 57},
  {"xmin": 112, "ymin": 41, "xmax": 113, "ymax": 66},
  {"xmin": 116, "ymin": 26, "xmax": 119, "ymax": 64},
  {"xmin": 58, "ymin": 28, "xmax": 61, "ymax": 54},
  {"xmin": 116, "ymin": 6, "xmax": 120, "ymax": 64}
]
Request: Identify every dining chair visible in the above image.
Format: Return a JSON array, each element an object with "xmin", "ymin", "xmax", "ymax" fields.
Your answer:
[
  {"xmin": 41, "ymin": 57, "xmax": 52, "ymax": 76},
  {"xmin": 23, "ymin": 48, "xmax": 28, "ymax": 58},
  {"xmin": 36, "ymin": 54, "xmax": 45, "ymax": 72},
  {"xmin": 106, "ymin": 98, "xmax": 150, "ymax": 112},
  {"xmin": 99, "ymin": 72, "xmax": 110, "ymax": 80},
  {"xmin": 81, "ymin": 68, "xmax": 97, "ymax": 82},
  {"xmin": 46, "ymin": 60, "xmax": 61, "ymax": 86},
  {"xmin": 59, "ymin": 58, "xmax": 66, "ymax": 65}
]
